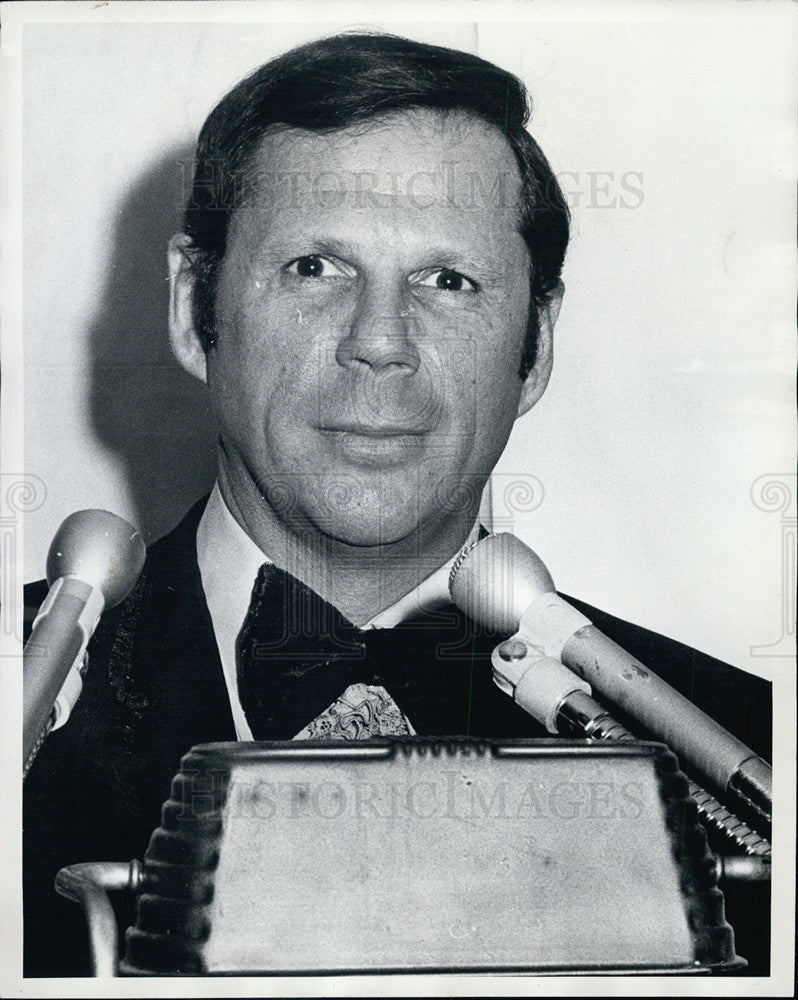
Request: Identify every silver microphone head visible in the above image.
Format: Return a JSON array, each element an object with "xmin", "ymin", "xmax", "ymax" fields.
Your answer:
[
  {"xmin": 448, "ymin": 532, "xmax": 555, "ymax": 634},
  {"xmin": 46, "ymin": 509, "xmax": 146, "ymax": 607}
]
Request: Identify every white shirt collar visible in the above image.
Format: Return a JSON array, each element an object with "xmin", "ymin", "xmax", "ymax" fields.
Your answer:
[
  {"xmin": 196, "ymin": 485, "xmax": 266, "ymax": 740},
  {"xmin": 196, "ymin": 483, "xmax": 479, "ymax": 739}
]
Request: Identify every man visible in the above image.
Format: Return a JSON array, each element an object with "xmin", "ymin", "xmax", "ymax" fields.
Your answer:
[{"xmin": 24, "ymin": 32, "xmax": 771, "ymax": 976}]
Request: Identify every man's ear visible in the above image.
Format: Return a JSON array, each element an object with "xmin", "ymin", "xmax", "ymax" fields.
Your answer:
[
  {"xmin": 516, "ymin": 281, "xmax": 563, "ymax": 418},
  {"xmin": 167, "ymin": 233, "xmax": 208, "ymax": 384}
]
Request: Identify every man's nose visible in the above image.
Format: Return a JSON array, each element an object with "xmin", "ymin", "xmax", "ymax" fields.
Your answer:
[{"xmin": 335, "ymin": 284, "xmax": 420, "ymax": 373}]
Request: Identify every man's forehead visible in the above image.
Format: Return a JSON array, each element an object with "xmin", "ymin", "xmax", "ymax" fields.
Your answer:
[{"xmin": 241, "ymin": 110, "xmax": 523, "ymax": 217}]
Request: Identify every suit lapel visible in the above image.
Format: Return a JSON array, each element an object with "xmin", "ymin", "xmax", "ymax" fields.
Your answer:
[{"xmin": 98, "ymin": 497, "xmax": 236, "ymax": 825}]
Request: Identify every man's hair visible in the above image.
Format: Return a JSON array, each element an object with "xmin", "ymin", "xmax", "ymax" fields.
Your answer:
[{"xmin": 182, "ymin": 31, "xmax": 570, "ymax": 378}]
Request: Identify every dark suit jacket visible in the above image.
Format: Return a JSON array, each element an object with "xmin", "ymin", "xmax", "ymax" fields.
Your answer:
[{"xmin": 23, "ymin": 497, "xmax": 772, "ymax": 976}]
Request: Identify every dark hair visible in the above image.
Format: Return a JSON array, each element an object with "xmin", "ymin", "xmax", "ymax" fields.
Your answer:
[{"xmin": 182, "ymin": 31, "xmax": 570, "ymax": 378}]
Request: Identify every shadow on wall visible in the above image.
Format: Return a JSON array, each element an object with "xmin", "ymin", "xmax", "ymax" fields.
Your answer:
[{"xmin": 88, "ymin": 144, "xmax": 216, "ymax": 544}]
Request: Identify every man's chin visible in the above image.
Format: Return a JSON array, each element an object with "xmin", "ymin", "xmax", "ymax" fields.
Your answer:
[{"xmin": 311, "ymin": 512, "xmax": 423, "ymax": 550}]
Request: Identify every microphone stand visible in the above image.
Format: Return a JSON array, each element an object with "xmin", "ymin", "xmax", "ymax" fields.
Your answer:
[
  {"xmin": 450, "ymin": 533, "xmax": 772, "ymax": 829},
  {"xmin": 493, "ymin": 637, "xmax": 771, "ymax": 863},
  {"xmin": 23, "ymin": 652, "xmax": 89, "ymax": 779}
]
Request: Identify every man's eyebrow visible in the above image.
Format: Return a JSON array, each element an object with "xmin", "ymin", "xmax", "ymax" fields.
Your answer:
[
  {"xmin": 251, "ymin": 235, "xmax": 361, "ymax": 263},
  {"xmin": 412, "ymin": 246, "xmax": 509, "ymax": 283},
  {"xmin": 308, "ymin": 236, "xmax": 361, "ymax": 261}
]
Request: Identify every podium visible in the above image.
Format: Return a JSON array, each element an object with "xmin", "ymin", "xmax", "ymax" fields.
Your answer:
[{"xmin": 96, "ymin": 738, "xmax": 744, "ymax": 975}]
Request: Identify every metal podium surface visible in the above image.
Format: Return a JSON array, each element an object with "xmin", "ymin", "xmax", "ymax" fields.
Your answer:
[{"xmin": 121, "ymin": 738, "xmax": 742, "ymax": 975}]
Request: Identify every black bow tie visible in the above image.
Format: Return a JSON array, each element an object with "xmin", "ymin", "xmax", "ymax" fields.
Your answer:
[{"xmin": 236, "ymin": 562, "xmax": 532, "ymax": 741}]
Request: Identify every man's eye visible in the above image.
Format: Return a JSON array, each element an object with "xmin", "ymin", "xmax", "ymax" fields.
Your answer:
[
  {"xmin": 412, "ymin": 268, "xmax": 478, "ymax": 293},
  {"xmin": 285, "ymin": 254, "xmax": 350, "ymax": 279}
]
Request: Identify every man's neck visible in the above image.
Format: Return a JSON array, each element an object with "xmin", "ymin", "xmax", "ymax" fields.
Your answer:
[{"xmin": 217, "ymin": 465, "xmax": 477, "ymax": 627}]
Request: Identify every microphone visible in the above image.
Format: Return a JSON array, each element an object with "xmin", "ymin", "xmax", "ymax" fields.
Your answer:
[
  {"xmin": 23, "ymin": 510, "xmax": 146, "ymax": 775},
  {"xmin": 449, "ymin": 532, "xmax": 771, "ymax": 823}
]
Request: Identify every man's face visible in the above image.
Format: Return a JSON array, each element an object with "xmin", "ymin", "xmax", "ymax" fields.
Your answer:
[{"xmin": 184, "ymin": 111, "xmax": 554, "ymax": 549}]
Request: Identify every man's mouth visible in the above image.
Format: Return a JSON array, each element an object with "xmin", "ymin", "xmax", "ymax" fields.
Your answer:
[
  {"xmin": 320, "ymin": 422, "xmax": 428, "ymax": 437},
  {"xmin": 318, "ymin": 424, "xmax": 429, "ymax": 465}
]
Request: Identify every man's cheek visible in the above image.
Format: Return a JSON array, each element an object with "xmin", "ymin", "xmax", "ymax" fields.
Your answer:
[{"xmin": 437, "ymin": 364, "xmax": 480, "ymax": 436}]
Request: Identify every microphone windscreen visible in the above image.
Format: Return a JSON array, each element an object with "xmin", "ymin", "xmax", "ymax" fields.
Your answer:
[
  {"xmin": 449, "ymin": 532, "xmax": 555, "ymax": 634},
  {"xmin": 45, "ymin": 509, "xmax": 146, "ymax": 607}
]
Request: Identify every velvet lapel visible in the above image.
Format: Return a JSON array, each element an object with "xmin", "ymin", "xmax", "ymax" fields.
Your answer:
[{"xmin": 96, "ymin": 497, "xmax": 236, "ymax": 827}]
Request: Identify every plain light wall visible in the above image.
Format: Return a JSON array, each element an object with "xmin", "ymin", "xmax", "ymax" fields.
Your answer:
[{"xmin": 20, "ymin": 10, "xmax": 796, "ymax": 675}]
